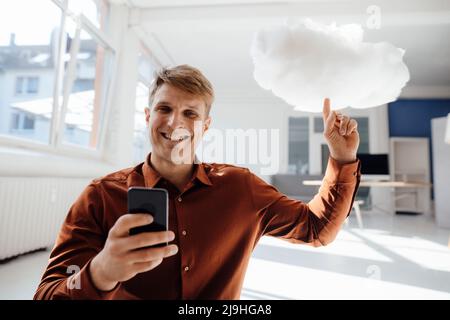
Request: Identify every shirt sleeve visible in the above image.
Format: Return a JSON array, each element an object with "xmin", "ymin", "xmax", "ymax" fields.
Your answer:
[
  {"xmin": 33, "ymin": 183, "xmax": 120, "ymax": 300},
  {"xmin": 248, "ymin": 156, "xmax": 361, "ymax": 246}
]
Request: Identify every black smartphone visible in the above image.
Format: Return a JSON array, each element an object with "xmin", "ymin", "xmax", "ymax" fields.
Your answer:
[{"xmin": 127, "ymin": 187, "xmax": 169, "ymax": 243}]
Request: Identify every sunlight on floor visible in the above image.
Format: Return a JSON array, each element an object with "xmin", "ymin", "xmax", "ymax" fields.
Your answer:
[
  {"xmin": 242, "ymin": 257, "xmax": 450, "ymax": 299},
  {"xmin": 242, "ymin": 213, "xmax": 450, "ymax": 300},
  {"xmin": 255, "ymin": 230, "xmax": 394, "ymax": 263}
]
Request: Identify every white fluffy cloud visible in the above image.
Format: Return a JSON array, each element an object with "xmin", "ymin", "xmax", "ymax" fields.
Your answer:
[{"xmin": 250, "ymin": 19, "xmax": 410, "ymax": 112}]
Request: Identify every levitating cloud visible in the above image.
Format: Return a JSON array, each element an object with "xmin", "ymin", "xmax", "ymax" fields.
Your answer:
[{"xmin": 250, "ymin": 19, "xmax": 410, "ymax": 112}]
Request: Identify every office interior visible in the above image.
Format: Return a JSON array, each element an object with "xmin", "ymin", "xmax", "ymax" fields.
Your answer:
[{"xmin": 0, "ymin": 0, "xmax": 449, "ymax": 300}]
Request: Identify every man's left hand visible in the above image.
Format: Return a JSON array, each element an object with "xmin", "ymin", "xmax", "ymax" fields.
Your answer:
[{"xmin": 322, "ymin": 98, "xmax": 360, "ymax": 164}]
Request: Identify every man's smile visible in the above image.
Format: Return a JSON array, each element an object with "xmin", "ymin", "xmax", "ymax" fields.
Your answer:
[{"xmin": 159, "ymin": 131, "xmax": 191, "ymax": 144}]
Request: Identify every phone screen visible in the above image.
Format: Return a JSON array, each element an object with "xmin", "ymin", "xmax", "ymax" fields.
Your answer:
[{"xmin": 127, "ymin": 187, "xmax": 168, "ymax": 238}]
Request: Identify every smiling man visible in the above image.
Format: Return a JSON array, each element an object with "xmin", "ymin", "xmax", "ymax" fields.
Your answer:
[{"xmin": 34, "ymin": 65, "xmax": 361, "ymax": 300}]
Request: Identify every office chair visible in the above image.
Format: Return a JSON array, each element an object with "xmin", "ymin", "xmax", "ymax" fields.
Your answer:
[{"xmin": 347, "ymin": 187, "xmax": 371, "ymax": 229}]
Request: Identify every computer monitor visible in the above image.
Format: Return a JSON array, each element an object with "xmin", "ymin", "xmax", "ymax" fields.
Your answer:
[
  {"xmin": 357, "ymin": 153, "xmax": 389, "ymax": 175},
  {"xmin": 321, "ymin": 146, "xmax": 390, "ymax": 176}
]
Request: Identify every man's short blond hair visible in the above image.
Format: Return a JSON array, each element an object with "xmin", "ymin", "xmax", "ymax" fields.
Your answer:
[{"xmin": 149, "ymin": 64, "xmax": 214, "ymax": 115}]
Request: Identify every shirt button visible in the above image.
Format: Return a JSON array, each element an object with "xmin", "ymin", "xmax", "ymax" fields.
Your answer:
[
  {"xmin": 182, "ymin": 230, "xmax": 187, "ymax": 236},
  {"xmin": 184, "ymin": 266, "xmax": 190, "ymax": 272},
  {"xmin": 177, "ymin": 197, "xmax": 182, "ymax": 202}
]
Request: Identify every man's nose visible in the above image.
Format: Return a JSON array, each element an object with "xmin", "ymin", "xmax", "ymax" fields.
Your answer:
[{"xmin": 167, "ymin": 111, "xmax": 185, "ymax": 128}]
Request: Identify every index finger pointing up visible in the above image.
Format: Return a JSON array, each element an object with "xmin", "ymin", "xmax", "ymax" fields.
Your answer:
[
  {"xmin": 322, "ymin": 98, "xmax": 337, "ymax": 136},
  {"xmin": 322, "ymin": 98, "xmax": 330, "ymax": 123}
]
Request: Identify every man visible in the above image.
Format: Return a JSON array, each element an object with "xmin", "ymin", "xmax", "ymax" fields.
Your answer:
[{"xmin": 34, "ymin": 65, "xmax": 361, "ymax": 299}]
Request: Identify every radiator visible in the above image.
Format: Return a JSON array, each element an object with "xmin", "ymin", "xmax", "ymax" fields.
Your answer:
[{"xmin": 0, "ymin": 177, "xmax": 91, "ymax": 260}]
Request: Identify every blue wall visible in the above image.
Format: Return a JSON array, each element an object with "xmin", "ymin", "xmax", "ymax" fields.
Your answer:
[
  {"xmin": 389, "ymin": 99, "xmax": 450, "ymax": 137},
  {"xmin": 388, "ymin": 99, "xmax": 450, "ymax": 197}
]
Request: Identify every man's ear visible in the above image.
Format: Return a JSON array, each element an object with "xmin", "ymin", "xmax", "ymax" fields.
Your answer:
[
  {"xmin": 203, "ymin": 116, "xmax": 211, "ymax": 133},
  {"xmin": 144, "ymin": 107, "xmax": 151, "ymax": 127}
]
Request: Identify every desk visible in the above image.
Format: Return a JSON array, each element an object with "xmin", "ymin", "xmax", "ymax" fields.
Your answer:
[
  {"xmin": 302, "ymin": 180, "xmax": 433, "ymax": 229},
  {"xmin": 302, "ymin": 180, "xmax": 432, "ymax": 188}
]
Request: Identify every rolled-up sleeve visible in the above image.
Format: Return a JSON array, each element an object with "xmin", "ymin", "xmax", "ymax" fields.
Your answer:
[
  {"xmin": 33, "ymin": 183, "xmax": 120, "ymax": 300},
  {"xmin": 248, "ymin": 156, "xmax": 361, "ymax": 246}
]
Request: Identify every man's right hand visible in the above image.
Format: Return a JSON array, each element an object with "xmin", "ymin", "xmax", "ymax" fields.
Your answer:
[{"xmin": 89, "ymin": 213, "xmax": 178, "ymax": 291}]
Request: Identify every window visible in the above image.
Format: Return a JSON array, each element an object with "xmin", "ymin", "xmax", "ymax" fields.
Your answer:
[
  {"xmin": 9, "ymin": 112, "xmax": 36, "ymax": 132},
  {"xmin": 288, "ymin": 117, "xmax": 309, "ymax": 174},
  {"xmin": 26, "ymin": 77, "xmax": 39, "ymax": 94},
  {"xmin": 0, "ymin": 0, "xmax": 113, "ymax": 153},
  {"xmin": 357, "ymin": 117, "xmax": 369, "ymax": 153},
  {"xmin": 15, "ymin": 77, "xmax": 24, "ymax": 94},
  {"xmin": 134, "ymin": 82, "xmax": 150, "ymax": 164},
  {"xmin": 14, "ymin": 76, "xmax": 40, "ymax": 95},
  {"xmin": 313, "ymin": 117, "xmax": 323, "ymax": 133},
  {"xmin": 61, "ymin": 18, "xmax": 114, "ymax": 149},
  {"xmin": 68, "ymin": 0, "xmax": 109, "ymax": 30},
  {"xmin": 0, "ymin": 0, "xmax": 61, "ymax": 143},
  {"xmin": 10, "ymin": 113, "xmax": 20, "ymax": 130},
  {"xmin": 133, "ymin": 48, "xmax": 157, "ymax": 164},
  {"xmin": 23, "ymin": 115, "xmax": 35, "ymax": 130}
]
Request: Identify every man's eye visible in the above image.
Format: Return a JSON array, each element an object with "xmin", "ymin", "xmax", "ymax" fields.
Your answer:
[
  {"xmin": 185, "ymin": 111, "xmax": 198, "ymax": 118},
  {"xmin": 158, "ymin": 106, "xmax": 171, "ymax": 112}
]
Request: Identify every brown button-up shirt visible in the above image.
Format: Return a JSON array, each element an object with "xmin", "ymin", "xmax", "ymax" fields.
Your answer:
[{"xmin": 34, "ymin": 154, "xmax": 361, "ymax": 300}]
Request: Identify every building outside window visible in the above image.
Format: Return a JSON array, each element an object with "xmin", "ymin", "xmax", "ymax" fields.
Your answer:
[{"xmin": 0, "ymin": 0, "xmax": 113, "ymax": 152}]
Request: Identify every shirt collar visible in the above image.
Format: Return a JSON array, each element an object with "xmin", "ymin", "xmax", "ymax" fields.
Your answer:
[{"xmin": 142, "ymin": 153, "xmax": 212, "ymax": 188}]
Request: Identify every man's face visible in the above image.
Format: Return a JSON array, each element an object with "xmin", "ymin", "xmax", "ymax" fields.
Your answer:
[{"xmin": 145, "ymin": 84, "xmax": 211, "ymax": 164}]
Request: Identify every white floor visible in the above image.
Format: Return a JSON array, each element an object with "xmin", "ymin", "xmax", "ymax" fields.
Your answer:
[
  {"xmin": 1, "ymin": 212, "xmax": 449, "ymax": 300},
  {"xmin": 242, "ymin": 212, "xmax": 450, "ymax": 299},
  {"xmin": 0, "ymin": 249, "xmax": 50, "ymax": 300}
]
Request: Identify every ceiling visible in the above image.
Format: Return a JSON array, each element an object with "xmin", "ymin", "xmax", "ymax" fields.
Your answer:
[{"xmin": 113, "ymin": 0, "xmax": 450, "ymax": 99}]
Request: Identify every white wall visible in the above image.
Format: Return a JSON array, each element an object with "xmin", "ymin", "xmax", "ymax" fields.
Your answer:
[
  {"xmin": 202, "ymin": 95, "xmax": 290, "ymax": 181},
  {"xmin": 209, "ymin": 98, "xmax": 390, "ymax": 175},
  {"xmin": 431, "ymin": 117, "xmax": 450, "ymax": 228},
  {"xmin": 207, "ymin": 94, "xmax": 392, "ymax": 211},
  {"xmin": 102, "ymin": 5, "xmax": 139, "ymax": 168}
]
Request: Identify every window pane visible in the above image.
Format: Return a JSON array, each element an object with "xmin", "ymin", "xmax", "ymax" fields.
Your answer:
[
  {"xmin": 138, "ymin": 53, "xmax": 155, "ymax": 85},
  {"xmin": 10, "ymin": 113, "xmax": 20, "ymax": 130},
  {"xmin": 288, "ymin": 117, "xmax": 309, "ymax": 174},
  {"xmin": 0, "ymin": 0, "xmax": 61, "ymax": 144},
  {"xmin": 62, "ymin": 21, "xmax": 112, "ymax": 149},
  {"xmin": 26, "ymin": 77, "xmax": 39, "ymax": 94},
  {"xmin": 314, "ymin": 117, "xmax": 323, "ymax": 133},
  {"xmin": 133, "ymin": 50, "xmax": 156, "ymax": 163},
  {"xmin": 23, "ymin": 114, "xmax": 35, "ymax": 130},
  {"xmin": 353, "ymin": 117, "xmax": 371, "ymax": 210},
  {"xmin": 133, "ymin": 82, "xmax": 151, "ymax": 164},
  {"xmin": 321, "ymin": 143, "xmax": 329, "ymax": 174},
  {"xmin": 355, "ymin": 117, "xmax": 369, "ymax": 153},
  {"xmin": 68, "ymin": 0, "xmax": 109, "ymax": 30},
  {"xmin": 15, "ymin": 77, "xmax": 24, "ymax": 94}
]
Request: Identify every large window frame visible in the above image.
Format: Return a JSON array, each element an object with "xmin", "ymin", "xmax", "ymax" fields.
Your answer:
[
  {"xmin": 0, "ymin": 0, "xmax": 117, "ymax": 159},
  {"xmin": 132, "ymin": 43, "xmax": 161, "ymax": 164}
]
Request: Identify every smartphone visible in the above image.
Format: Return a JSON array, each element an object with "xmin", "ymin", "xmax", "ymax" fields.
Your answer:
[{"xmin": 127, "ymin": 187, "xmax": 169, "ymax": 245}]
